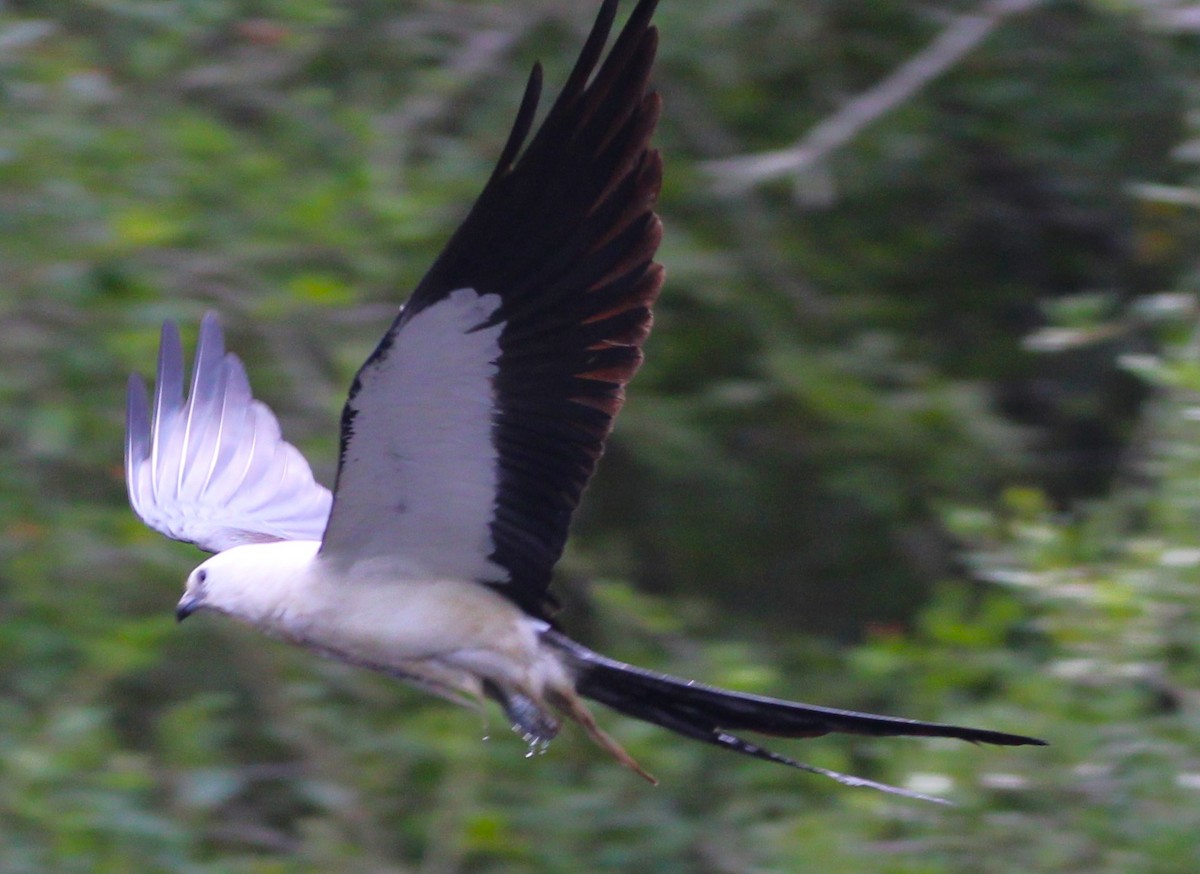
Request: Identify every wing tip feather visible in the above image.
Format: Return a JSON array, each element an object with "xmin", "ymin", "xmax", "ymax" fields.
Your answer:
[{"xmin": 128, "ymin": 314, "xmax": 332, "ymax": 553}]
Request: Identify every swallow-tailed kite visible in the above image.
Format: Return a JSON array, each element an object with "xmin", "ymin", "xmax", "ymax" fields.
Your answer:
[{"xmin": 125, "ymin": 0, "xmax": 1043, "ymax": 801}]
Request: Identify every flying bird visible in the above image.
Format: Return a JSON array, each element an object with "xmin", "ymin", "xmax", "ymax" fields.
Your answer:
[{"xmin": 125, "ymin": 0, "xmax": 1043, "ymax": 802}]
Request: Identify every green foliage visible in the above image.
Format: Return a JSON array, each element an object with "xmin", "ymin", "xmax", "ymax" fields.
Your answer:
[{"xmin": 4, "ymin": 0, "xmax": 1200, "ymax": 870}]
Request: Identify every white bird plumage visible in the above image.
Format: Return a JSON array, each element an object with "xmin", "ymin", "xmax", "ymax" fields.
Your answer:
[
  {"xmin": 187, "ymin": 539, "xmax": 564, "ymax": 700},
  {"xmin": 125, "ymin": 314, "xmax": 332, "ymax": 552}
]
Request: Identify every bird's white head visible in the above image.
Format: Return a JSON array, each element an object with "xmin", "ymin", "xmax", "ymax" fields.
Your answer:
[{"xmin": 176, "ymin": 540, "xmax": 322, "ymax": 627}]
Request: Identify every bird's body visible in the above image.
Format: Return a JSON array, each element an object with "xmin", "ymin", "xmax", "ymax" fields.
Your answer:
[
  {"xmin": 126, "ymin": 0, "xmax": 1043, "ymax": 802},
  {"xmin": 190, "ymin": 540, "xmax": 555, "ymax": 709}
]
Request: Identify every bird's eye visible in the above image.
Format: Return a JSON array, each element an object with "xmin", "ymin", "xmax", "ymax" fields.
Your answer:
[{"xmin": 196, "ymin": 569, "xmax": 208, "ymax": 585}]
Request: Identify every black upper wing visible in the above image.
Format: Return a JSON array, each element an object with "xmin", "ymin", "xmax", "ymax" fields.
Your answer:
[{"xmin": 320, "ymin": 0, "xmax": 663, "ymax": 620}]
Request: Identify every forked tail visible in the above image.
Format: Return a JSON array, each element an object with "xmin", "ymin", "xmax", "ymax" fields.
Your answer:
[{"xmin": 544, "ymin": 631, "xmax": 1045, "ymax": 803}]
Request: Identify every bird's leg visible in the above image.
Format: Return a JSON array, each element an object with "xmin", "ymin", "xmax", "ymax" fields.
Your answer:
[
  {"xmin": 546, "ymin": 686, "xmax": 658, "ymax": 785},
  {"xmin": 483, "ymin": 681, "xmax": 560, "ymax": 749}
]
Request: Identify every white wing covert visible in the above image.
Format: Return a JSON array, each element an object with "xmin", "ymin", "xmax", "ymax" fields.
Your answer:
[{"xmin": 125, "ymin": 313, "xmax": 332, "ymax": 553}]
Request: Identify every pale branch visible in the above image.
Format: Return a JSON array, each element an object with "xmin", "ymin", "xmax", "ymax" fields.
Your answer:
[{"xmin": 702, "ymin": 0, "xmax": 1044, "ymax": 194}]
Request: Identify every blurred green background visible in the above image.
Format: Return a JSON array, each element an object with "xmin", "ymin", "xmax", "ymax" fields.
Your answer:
[{"xmin": 5, "ymin": 0, "xmax": 1200, "ymax": 870}]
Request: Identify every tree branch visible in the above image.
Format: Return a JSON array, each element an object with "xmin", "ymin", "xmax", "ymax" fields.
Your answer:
[{"xmin": 702, "ymin": 0, "xmax": 1044, "ymax": 194}]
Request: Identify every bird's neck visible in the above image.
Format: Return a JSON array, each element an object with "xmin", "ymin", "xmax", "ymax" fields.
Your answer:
[{"xmin": 209, "ymin": 540, "xmax": 322, "ymax": 631}]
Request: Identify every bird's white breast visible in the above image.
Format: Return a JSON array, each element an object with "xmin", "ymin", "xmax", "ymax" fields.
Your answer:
[{"xmin": 293, "ymin": 555, "xmax": 545, "ymax": 686}]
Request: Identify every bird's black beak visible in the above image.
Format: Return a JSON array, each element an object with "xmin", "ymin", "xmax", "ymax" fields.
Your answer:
[{"xmin": 176, "ymin": 595, "xmax": 201, "ymax": 623}]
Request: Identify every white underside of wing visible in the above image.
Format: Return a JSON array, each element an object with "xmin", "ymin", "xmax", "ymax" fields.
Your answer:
[
  {"xmin": 126, "ymin": 315, "xmax": 332, "ymax": 553},
  {"xmin": 320, "ymin": 288, "xmax": 507, "ymax": 582}
]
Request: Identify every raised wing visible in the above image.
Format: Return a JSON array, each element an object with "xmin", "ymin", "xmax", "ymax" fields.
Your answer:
[
  {"xmin": 126, "ymin": 314, "xmax": 332, "ymax": 553},
  {"xmin": 320, "ymin": 0, "xmax": 663, "ymax": 618}
]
